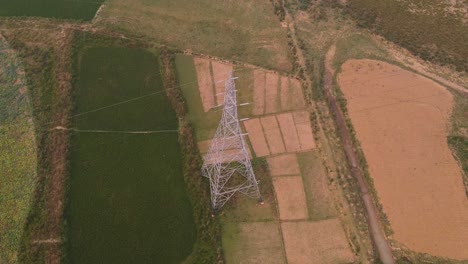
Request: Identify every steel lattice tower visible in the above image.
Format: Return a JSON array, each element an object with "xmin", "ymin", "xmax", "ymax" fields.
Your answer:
[{"xmin": 201, "ymin": 72, "xmax": 261, "ymax": 210}]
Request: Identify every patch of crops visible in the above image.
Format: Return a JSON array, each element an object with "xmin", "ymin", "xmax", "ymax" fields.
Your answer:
[{"xmin": 67, "ymin": 47, "xmax": 196, "ymax": 263}]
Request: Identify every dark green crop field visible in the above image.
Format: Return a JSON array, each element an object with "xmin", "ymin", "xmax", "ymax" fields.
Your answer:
[
  {"xmin": 67, "ymin": 47, "xmax": 196, "ymax": 263},
  {"xmin": 0, "ymin": 0, "xmax": 104, "ymax": 20}
]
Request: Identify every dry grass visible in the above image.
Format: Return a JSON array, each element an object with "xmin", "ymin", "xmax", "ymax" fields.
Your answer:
[
  {"xmin": 98, "ymin": 0, "xmax": 292, "ymax": 71},
  {"xmin": 273, "ymin": 176, "xmax": 309, "ymax": 220},
  {"xmin": 267, "ymin": 153, "xmax": 300, "ymax": 176},
  {"xmin": 222, "ymin": 222, "xmax": 286, "ymax": 264},
  {"xmin": 281, "ymin": 219, "xmax": 355, "ymax": 264}
]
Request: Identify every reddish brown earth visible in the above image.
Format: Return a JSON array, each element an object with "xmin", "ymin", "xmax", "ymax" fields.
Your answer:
[
  {"xmin": 339, "ymin": 59, "xmax": 468, "ymax": 260},
  {"xmin": 211, "ymin": 61, "xmax": 233, "ymax": 106},
  {"xmin": 277, "ymin": 113, "xmax": 301, "ymax": 152},
  {"xmin": 243, "ymin": 118, "xmax": 270, "ymax": 157},
  {"xmin": 260, "ymin": 116, "xmax": 286, "ymax": 155},
  {"xmin": 194, "ymin": 57, "xmax": 215, "ymax": 112}
]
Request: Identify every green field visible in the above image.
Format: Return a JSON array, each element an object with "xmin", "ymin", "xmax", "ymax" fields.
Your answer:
[
  {"xmin": 67, "ymin": 47, "xmax": 196, "ymax": 263},
  {"xmin": 0, "ymin": 38, "xmax": 37, "ymax": 263},
  {"xmin": 0, "ymin": 0, "xmax": 103, "ymax": 20}
]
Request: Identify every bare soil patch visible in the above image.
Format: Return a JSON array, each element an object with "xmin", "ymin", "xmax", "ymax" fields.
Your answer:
[
  {"xmin": 289, "ymin": 78, "xmax": 306, "ymax": 110},
  {"xmin": 339, "ymin": 59, "xmax": 468, "ymax": 259},
  {"xmin": 281, "ymin": 219, "xmax": 355, "ymax": 264},
  {"xmin": 273, "ymin": 176, "xmax": 308, "ymax": 220},
  {"xmin": 267, "ymin": 154, "xmax": 300, "ymax": 176},
  {"xmin": 260, "ymin": 116, "xmax": 286, "ymax": 155},
  {"xmin": 277, "ymin": 112, "xmax": 301, "ymax": 152},
  {"xmin": 265, "ymin": 72, "xmax": 279, "ymax": 114},
  {"xmin": 223, "ymin": 222, "xmax": 286, "ymax": 264},
  {"xmin": 243, "ymin": 118, "xmax": 270, "ymax": 157},
  {"xmin": 280, "ymin": 76, "xmax": 290, "ymax": 111},
  {"xmin": 252, "ymin": 69, "xmax": 266, "ymax": 115},
  {"xmin": 292, "ymin": 111, "xmax": 316, "ymax": 151},
  {"xmin": 211, "ymin": 61, "xmax": 233, "ymax": 106},
  {"xmin": 194, "ymin": 57, "xmax": 215, "ymax": 112}
]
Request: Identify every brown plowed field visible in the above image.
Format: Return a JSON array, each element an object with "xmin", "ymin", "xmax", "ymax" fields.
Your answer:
[
  {"xmin": 339, "ymin": 59, "xmax": 468, "ymax": 260},
  {"xmin": 273, "ymin": 176, "xmax": 309, "ymax": 220},
  {"xmin": 243, "ymin": 118, "xmax": 270, "ymax": 157},
  {"xmin": 277, "ymin": 113, "xmax": 301, "ymax": 152},
  {"xmin": 281, "ymin": 219, "xmax": 355, "ymax": 264},
  {"xmin": 267, "ymin": 154, "xmax": 300, "ymax": 176},
  {"xmin": 280, "ymin": 76, "xmax": 290, "ymax": 111},
  {"xmin": 194, "ymin": 57, "xmax": 215, "ymax": 112},
  {"xmin": 211, "ymin": 61, "xmax": 233, "ymax": 106},
  {"xmin": 260, "ymin": 116, "xmax": 286, "ymax": 155},
  {"xmin": 293, "ymin": 111, "xmax": 316, "ymax": 151}
]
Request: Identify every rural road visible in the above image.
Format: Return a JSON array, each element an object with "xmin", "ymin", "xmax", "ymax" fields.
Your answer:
[{"xmin": 323, "ymin": 45, "xmax": 395, "ymax": 264}]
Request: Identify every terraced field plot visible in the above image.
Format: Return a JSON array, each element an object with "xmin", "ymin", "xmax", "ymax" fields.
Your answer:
[
  {"xmin": 68, "ymin": 47, "xmax": 196, "ymax": 263},
  {"xmin": 0, "ymin": 0, "xmax": 104, "ymax": 20}
]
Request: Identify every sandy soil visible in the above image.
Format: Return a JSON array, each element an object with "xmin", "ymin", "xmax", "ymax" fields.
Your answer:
[
  {"xmin": 252, "ymin": 70, "xmax": 266, "ymax": 115},
  {"xmin": 211, "ymin": 61, "xmax": 233, "ymax": 106},
  {"xmin": 267, "ymin": 154, "xmax": 300, "ymax": 176},
  {"xmin": 224, "ymin": 222, "xmax": 286, "ymax": 264},
  {"xmin": 339, "ymin": 59, "xmax": 468, "ymax": 259},
  {"xmin": 194, "ymin": 57, "xmax": 215, "ymax": 112},
  {"xmin": 281, "ymin": 219, "xmax": 355, "ymax": 264},
  {"xmin": 243, "ymin": 118, "xmax": 270, "ymax": 157},
  {"xmin": 293, "ymin": 111, "xmax": 316, "ymax": 151},
  {"xmin": 273, "ymin": 176, "xmax": 309, "ymax": 220},
  {"xmin": 277, "ymin": 113, "xmax": 301, "ymax": 152},
  {"xmin": 260, "ymin": 116, "xmax": 286, "ymax": 155},
  {"xmin": 265, "ymin": 72, "xmax": 279, "ymax": 114}
]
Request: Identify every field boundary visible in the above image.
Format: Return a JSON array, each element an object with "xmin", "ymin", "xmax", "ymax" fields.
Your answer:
[{"xmin": 160, "ymin": 50, "xmax": 223, "ymax": 263}]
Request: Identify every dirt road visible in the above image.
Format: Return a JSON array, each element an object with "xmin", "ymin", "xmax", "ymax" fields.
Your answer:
[{"xmin": 323, "ymin": 45, "xmax": 395, "ymax": 264}]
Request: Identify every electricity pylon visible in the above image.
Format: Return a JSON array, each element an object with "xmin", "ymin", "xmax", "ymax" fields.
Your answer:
[{"xmin": 201, "ymin": 72, "xmax": 261, "ymax": 210}]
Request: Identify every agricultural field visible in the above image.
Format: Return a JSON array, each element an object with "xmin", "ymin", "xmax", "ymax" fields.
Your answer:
[
  {"xmin": 176, "ymin": 54, "xmax": 358, "ymax": 264},
  {"xmin": 0, "ymin": 0, "xmax": 104, "ymax": 20},
  {"xmin": 98, "ymin": 0, "xmax": 291, "ymax": 71},
  {"xmin": 67, "ymin": 46, "xmax": 196, "ymax": 263},
  {"xmin": 0, "ymin": 36, "xmax": 37, "ymax": 264},
  {"xmin": 338, "ymin": 59, "xmax": 468, "ymax": 260},
  {"xmin": 1, "ymin": 0, "xmax": 468, "ymax": 263}
]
